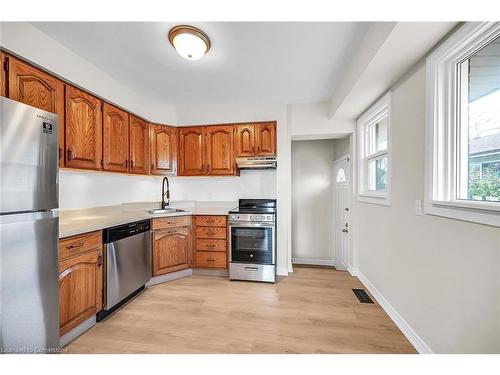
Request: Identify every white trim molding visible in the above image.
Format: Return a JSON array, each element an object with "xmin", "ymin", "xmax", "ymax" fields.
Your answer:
[
  {"xmin": 353, "ymin": 267, "xmax": 433, "ymax": 354},
  {"xmin": 357, "ymin": 91, "xmax": 392, "ymax": 206},
  {"xmin": 425, "ymin": 22, "xmax": 500, "ymax": 227},
  {"xmin": 291, "ymin": 258, "xmax": 336, "ymax": 267}
]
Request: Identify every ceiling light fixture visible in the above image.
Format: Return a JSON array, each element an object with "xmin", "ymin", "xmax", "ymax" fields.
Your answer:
[{"xmin": 168, "ymin": 25, "xmax": 211, "ymax": 61}]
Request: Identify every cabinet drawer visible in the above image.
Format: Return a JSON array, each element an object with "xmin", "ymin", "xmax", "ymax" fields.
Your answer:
[
  {"xmin": 153, "ymin": 216, "xmax": 191, "ymax": 230},
  {"xmin": 154, "ymin": 226, "xmax": 190, "ymax": 240},
  {"xmin": 59, "ymin": 231, "xmax": 102, "ymax": 260},
  {"xmin": 195, "ymin": 215, "xmax": 227, "ymax": 227},
  {"xmin": 195, "ymin": 227, "xmax": 227, "ymax": 239},
  {"xmin": 195, "ymin": 238, "xmax": 226, "ymax": 252},
  {"xmin": 195, "ymin": 251, "xmax": 227, "ymax": 268}
]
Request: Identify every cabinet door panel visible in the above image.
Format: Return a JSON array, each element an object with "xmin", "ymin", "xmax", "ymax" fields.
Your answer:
[
  {"xmin": 150, "ymin": 124, "xmax": 177, "ymax": 175},
  {"xmin": 205, "ymin": 125, "xmax": 235, "ymax": 175},
  {"xmin": 179, "ymin": 127, "xmax": 205, "ymax": 176},
  {"xmin": 153, "ymin": 227, "xmax": 190, "ymax": 276},
  {"xmin": 0, "ymin": 52, "xmax": 6, "ymax": 97},
  {"xmin": 7, "ymin": 56, "xmax": 65, "ymax": 166},
  {"xmin": 129, "ymin": 115, "xmax": 149, "ymax": 174},
  {"xmin": 255, "ymin": 122, "xmax": 276, "ymax": 156},
  {"xmin": 65, "ymin": 85, "xmax": 102, "ymax": 170},
  {"xmin": 235, "ymin": 124, "xmax": 255, "ymax": 157},
  {"xmin": 102, "ymin": 103, "xmax": 129, "ymax": 173},
  {"xmin": 59, "ymin": 248, "xmax": 102, "ymax": 336}
]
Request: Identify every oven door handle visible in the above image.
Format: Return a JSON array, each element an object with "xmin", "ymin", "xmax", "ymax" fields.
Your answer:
[{"xmin": 229, "ymin": 222, "xmax": 275, "ymax": 228}]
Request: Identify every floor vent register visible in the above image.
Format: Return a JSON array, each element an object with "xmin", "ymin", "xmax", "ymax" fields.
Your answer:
[{"xmin": 352, "ymin": 288, "xmax": 374, "ymax": 304}]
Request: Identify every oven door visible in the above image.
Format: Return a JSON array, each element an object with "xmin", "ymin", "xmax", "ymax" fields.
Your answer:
[{"xmin": 229, "ymin": 222, "xmax": 275, "ymax": 265}]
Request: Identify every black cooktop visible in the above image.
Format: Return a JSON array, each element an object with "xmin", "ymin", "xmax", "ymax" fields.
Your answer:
[{"xmin": 229, "ymin": 199, "xmax": 277, "ymax": 214}]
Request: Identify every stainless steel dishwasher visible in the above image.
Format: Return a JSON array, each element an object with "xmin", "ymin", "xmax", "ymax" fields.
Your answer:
[{"xmin": 97, "ymin": 219, "xmax": 151, "ymax": 321}]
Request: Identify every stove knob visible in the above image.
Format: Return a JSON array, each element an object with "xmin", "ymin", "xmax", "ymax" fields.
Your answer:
[
  {"xmin": 250, "ymin": 216, "xmax": 254, "ymax": 220},
  {"xmin": 267, "ymin": 216, "xmax": 271, "ymax": 220},
  {"xmin": 261, "ymin": 215, "xmax": 265, "ymax": 220},
  {"xmin": 230, "ymin": 215, "xmax": 236, "ymax": 220}
]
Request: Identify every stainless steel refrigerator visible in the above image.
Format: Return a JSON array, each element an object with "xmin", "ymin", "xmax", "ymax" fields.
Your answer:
[{"xmin": 0, "ymin": 97, "xmax": 60, "ymax": 353}]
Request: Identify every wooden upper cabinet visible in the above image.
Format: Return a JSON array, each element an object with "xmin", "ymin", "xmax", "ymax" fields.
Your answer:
[
  {"xmin": 6, "ymin": 56, "xmax": 65, "ymax": 166},
  {"xmin": 234, "ymin": 122, "xmax": 276, "ymax": 158},
  {"xmin": 102, "ymin": 103, "xmax": 129, "ymax": 173},
  {"xmin": 0, "ymin": 52, "xmax": 6, "ymax": 97},
  {"xmin": 178, "ymin": 127, "xmax": 205, "ymax": 176},
  {"xmin": 255, "ymin": 122, "xmax": 276, "ymax": 156},
  {"xmin": 65, "ymin": 85, "xmax": 102, "ymax": 170},
  {"xmin": 235, "ymin": 124, "xmax": 255, "ymax": 158},
  {"xmin": 129, "ymin": 115, "xmax": 149, "ymax": 175},
  {"xmin": 205, "ymin": 125, "xmax": 235, "ymax": 175},
  {"xmin": 150, "ymin": 124, "xmax": 177, "ymax": 175}
]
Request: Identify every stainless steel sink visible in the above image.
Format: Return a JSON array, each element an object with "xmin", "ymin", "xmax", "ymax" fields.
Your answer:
[{"xmin": 147, "ymin": 208, "xmax": 185, "ymax": 214}]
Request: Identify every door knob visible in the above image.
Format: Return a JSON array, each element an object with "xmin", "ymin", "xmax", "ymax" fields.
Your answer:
[{"xmin": 342, "ymin": 229, "xmax": 348, "ymax": 233}]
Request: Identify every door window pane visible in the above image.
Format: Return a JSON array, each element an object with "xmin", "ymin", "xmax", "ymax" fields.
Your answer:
[{"xmin": 463, "ymin": 36, "xmax": 500, "ymax": 202}]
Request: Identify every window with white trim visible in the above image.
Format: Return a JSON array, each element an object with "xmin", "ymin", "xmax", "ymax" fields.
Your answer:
[
  {"xmin": 357, "ymin": 92, "xmax": 391, "ymax": 206},
  {"xmin": 426, "ymin": 22, "xmax": 500, "ymax": 227}
]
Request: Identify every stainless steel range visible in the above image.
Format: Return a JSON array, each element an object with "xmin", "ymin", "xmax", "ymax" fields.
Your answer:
[{"xmin": 229, "ymin": 199, "xmax": 276, "ymax": 283}]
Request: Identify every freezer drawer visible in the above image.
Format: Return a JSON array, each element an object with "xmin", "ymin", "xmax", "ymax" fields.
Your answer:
[
  {"xmin": 0, "ymin": 97, "xmax": 58, "ymax": 213},
  {"xmin": 0, "ymin": 211, "xmax": 60, "ymax": 353}
]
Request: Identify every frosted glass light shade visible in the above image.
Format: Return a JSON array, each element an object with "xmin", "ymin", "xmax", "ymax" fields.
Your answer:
[{"xmin": 168, "ymin": 25, "xmax": 211, "ymax": 61}]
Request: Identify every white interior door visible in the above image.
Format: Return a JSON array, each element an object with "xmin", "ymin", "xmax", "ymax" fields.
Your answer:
[{"xmin": 334, "ymin": 156, "xmax": 350, "ymax": 270}]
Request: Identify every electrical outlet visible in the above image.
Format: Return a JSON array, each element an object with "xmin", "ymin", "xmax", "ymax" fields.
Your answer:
[{"xmin": 415, "ymin": 200, "xmax": 423, "ymax": 215}]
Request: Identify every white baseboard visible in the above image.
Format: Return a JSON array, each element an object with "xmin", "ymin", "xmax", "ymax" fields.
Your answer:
[
  {"xmin": 146, "ymin": 268, "xmax": 192, "ymax": 287},
  {"xmin": 354, "ymin": 268, "xmax": 433, "ymax": 354},
  {"xmin": 347, "ymin": 265, "xmax": 358, "ymax": 277},
  {"xmin": 277, "ymin": 266, "xmax": 289, "ymax": 276},
  {"xmin": 292, "ymin": 258, "xmax": 335, "ymax": 267}
]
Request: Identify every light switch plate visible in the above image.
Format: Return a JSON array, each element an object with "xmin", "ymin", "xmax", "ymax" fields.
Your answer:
[{"xmin": 415, "ymin": 200, "xmax": 423, "ymax": 215}]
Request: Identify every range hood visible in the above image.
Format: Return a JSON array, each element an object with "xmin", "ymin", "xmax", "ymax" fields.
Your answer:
[{"xmin": 236, "ymin": 156, "xmax": 277, "ymax": 170}]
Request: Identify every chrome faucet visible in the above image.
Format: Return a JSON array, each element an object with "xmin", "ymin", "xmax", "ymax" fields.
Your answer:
[{"xmin": 161, "ymin": 177, "xmax": 170, "ymax": 209}]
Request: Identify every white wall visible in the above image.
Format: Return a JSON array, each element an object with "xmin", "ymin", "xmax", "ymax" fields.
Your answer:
[
  {"xmin": 60, "ymin": 169, "xmax": 276, "ymax": 209},
  {"xmin": 291, "ymin": 140, "xmax": 335, "ymax": 262},
  {"xmin": 288, "ymin": 101, "xmax": 354, "ymax": 140},
  {"xmin": 351, "ymin": 62, "xmax": 500, "ymax": 353},
  {"xmin": 333, "ymin": 136, "xmax": 350, "ymax": 161}
]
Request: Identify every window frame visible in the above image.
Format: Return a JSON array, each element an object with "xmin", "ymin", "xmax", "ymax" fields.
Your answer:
[
  {"xmin": 425, "ymin": 22, "xmax": 500, "ymax": 227},
  {"xmin": 357, "ymin": 92, "xmax": 392, "ymax": 206}
]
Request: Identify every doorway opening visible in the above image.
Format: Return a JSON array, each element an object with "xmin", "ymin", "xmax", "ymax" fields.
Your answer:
[{"xmin": 290, "ymin": 135, "xmax": 352, "ymax": 270}]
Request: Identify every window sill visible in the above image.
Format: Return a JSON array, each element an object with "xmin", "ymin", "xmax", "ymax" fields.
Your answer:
[
  {"xmin": 357, "ymin": 193, "xmax": 391, "ymax": 207},
  {"xmin": 424, "ymin": 200, "xmax": 500, "ymax": 227}
]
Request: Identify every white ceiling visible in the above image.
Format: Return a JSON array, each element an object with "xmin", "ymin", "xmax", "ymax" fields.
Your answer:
[{"xmin": 31, "ymin": 22, "xmax": 368, "ymax": 106}]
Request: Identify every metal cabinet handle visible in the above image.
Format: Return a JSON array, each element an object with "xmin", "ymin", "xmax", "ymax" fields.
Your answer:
[
  {"xmin": 206, "ymin": 244, "xmax": 216, "ymax": 248},
  {"xmin": 207, "ymin": 258, "xmax": 216, "ymax": 262},
  {"xmin": 130, "ymin": 160, "xmax": 134, "ymax": 169},
  {"xmin": 97, "ymin": 255, "xmax": 102, "ymax": 267}
]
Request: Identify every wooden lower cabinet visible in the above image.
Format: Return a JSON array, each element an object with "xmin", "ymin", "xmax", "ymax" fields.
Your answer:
[
  {"xmin": 193, "ymin": 215, "xmax": 228, "ymax": 269},
  {"xmin": 152, "ymin": 217, "xmax": 192, "ymax": 276},
  {"xmin": 59, "ymin": 231, "xmax": 103, "ymax": 336}
]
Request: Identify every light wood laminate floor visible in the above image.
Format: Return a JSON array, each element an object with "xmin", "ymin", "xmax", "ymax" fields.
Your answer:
[{"xmin": 65, "ymin": 267, "xmax": 416, "ymax": 353}]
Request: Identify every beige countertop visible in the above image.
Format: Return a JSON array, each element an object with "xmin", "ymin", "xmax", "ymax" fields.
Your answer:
[{"xmin": 59, "ymin": 201, "xmax": 236, "ymax": 239}]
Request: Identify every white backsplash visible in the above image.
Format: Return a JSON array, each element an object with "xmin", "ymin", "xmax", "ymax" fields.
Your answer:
[{"xmin": 59, "ymin": 169, "xmax": 277, "ymax": 210}]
